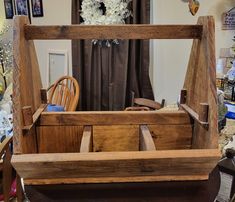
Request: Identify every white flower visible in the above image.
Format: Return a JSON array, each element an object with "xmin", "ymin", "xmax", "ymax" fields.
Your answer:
[{"xmin": 80, "ymin": 0, "xmax": 132, "ymax": 25}]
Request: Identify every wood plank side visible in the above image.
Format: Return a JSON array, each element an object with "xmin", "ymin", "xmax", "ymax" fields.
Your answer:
[
  {"xmin": 93, "ymin": 125, "xmax": 139, "ymax": 152},
  {"xmin": 36, "ymin": 126, "xmax": 83, "ymax": 153},
  {"xmin": 24, "ymin": 175, "xmax": 209, "ymax": 185},
  {"xmin": 11, "ymin": 149, "xmax": 220, "ymax": 182},
  {"xmin": 13, "ymin": 16, "xmax": 42, "ymax": 154},
  {"xmin": 183, "ymin": 16, "xmax": 218, "ymax": 149},
  {"xmin": 38, "ymin": 111, "xmax": 191, "ymax": 126},
  {"xmin": 25, "ymin": 25, "xmax": 203, "ymax": 40},
  {"xmin": 148, "ymin": 125, "xmax": 192, "ymax": 150},
  {"xmin": 80, "ymin": 126, "xmax": 93, "ymax": 153},
  {"xmin": 140, "ymin": 125, "xmax": 156, "ymax": 151}
]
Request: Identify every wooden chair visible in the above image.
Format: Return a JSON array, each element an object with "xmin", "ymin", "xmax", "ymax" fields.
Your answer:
[
  {"xmin": 47, "ymin": 76, "xmax": 80, "ymax": 111},
  {"xmin": 0, "ymin": 136, "xmax": 13, "ymax": 201},
  {"xmin": 125, "ymin": 98, "xmax": 165, "ymax": 111}
]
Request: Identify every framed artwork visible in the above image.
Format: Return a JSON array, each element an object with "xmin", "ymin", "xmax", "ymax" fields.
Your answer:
[
  {"xmin": 14, "ymin": 0, "xmax": 31, "ymax": 22},
  {"xmin": 31, "ymin": 0, "xmax": 43, "ymax": 17},
  {"xmin": 4, "ymin": 0, "xmax": 14, "ymax": 19}
]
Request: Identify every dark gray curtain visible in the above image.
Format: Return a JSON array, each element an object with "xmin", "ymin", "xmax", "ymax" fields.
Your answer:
[{"xmin": 72, "ymin": 0, "xmax": 154, "ymax": 111}]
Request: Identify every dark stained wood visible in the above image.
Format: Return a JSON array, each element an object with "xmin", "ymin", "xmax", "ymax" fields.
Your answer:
[
  {"xmin": 38, "ymin": 111, "xmax": 191, "ymax": 126},
  {"xmin": 16, "ymin": 174, "xmax": 24, "ymax": 202},
  {"xmin": 180, "ymin": 89, "xmax": 187, "ymax": 104},
  {"xmin": 11, "ymin": 149, "xmax": 220, "ymax": 183},
  {"xmin": 93, "ymin": 125, "xmax": 139, "ymax": 152},
  {"xmin": 23, "ymin": 166, "xmax": 220, "ymax": 202},
  {"xmin": 148, "ymin": 125, "xmax": 192, "ymax": 150},
  {"xmin": 24, "ymin": 25, "xmax": 203, "ymax": 40},
  {"xmin": 140, "ymin": 125, "xmax": 156, "ymax": 151},
  {"xmin": 36, "ymin": 126, "xmax": 83, "ymax": 153},
  {"xmin": 80, "ymin": 126, "xmax": 93, "ymax": 153},
  {"xmin": 2, "ymin": 137, "xmax": 13, "ymax": 202},
  {"xmin": 183, "ymin": 16, "xmax": 217, "ymax": 149},
  {"xmin": 40, "ymin": 89, "xmax": 47, "ymax": 104}
]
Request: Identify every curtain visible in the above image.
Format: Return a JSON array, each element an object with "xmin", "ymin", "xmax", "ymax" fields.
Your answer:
[{"xmin": 72, "ymin": 0, "xmax": 154, "ymax": 111}]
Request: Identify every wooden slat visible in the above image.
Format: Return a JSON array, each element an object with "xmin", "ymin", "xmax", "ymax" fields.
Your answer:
[
  {"xmin": 180, "ymin": 104, "xmax": 209, "ymax": 128},
  {"xmin": 93, "ymin": 125, "xmax": 139, "ymax": 152},
  {"xmin": 24, "ymin": 25, "xmax": 203, "ymax": 40},
  {"xmin": 24, "ymin": 175, "xmax": 209, "ymax": 185},
  {"xmin": 148, "ymin": 125, "xmax": 192, "ymax": 150},
  {"xmin": 38, "ymin": 111, "xmax": 191, "ymax": 126},
  {"xmin": 36, "ymin": 126, "xmax": 83, "ymax": 153},
  {"xmin": 140, "ymin": 125, "xmax": 156, "ymax": 151},
  {"xmin": 11, "ymin": 149, "xmax": 220, "ymax": 182},
  {"xmin": 134, "ymin": 98, "xmax": 162, "ymax": 110},
  {"xmin": 183, "ymin": 16, "xmax": 218, "ymax": 149},
  {"xmin": 80, "ymin": 126, "xmax": 93, "ymax": 153}
]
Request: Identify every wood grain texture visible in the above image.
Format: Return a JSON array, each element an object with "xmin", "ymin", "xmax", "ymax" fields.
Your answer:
[
  {"xmin": 22, "ymin": 106, "xmax": 33, "ymax": 126},
  {"xmin": 24, "ymin": 175, "xmax": 209, "ymax": 185},
  {"xmin": 80, "ymin": 126, "xmax": 93, "ymax": 153},
  {"xmin": 93, "ymin": 125, "xmax": 139, "ymax": 152},
  {"xmin": 36, "ymin": 126, "xmax": 83, "ymax": 153},
  {"xmin": 11, "ymin": 149, "xmax": 220, "ymax": 182},
  {"xmin": 13, "ymin": 16, "xmax": 42, "ymax": 154},
  {"xmin": 180, "ymin": 104, "xmax": 209, "ymax": 128},
  {"xmin": 148, "ymin": 125, "xmax": 192, "ymax": 150},
  {"xmin": 140, "ymin": 125, "xmax": 156, "ymax": 151},
  {"xmin": 22, "ymin": 104, "xmax": 47, "ymax": 131},
  {"xmin": 23, "ymin": 167, "xmax": 220, "ymax": 202},
  {"xmin": 134, "ymin": 98, "xmax": 162, "ymax": 110},
  {"xmin": 183, "ymin": 16, "xmax": 218, "ymax": 149},
  {"xmin": 2, "ymin": 138, "xmax": 13, "ymax": 202},
  {"xmin": 24, "ymin": 25, "xmax": 203, "ymax": 40},
  {"xmin": 39, "ymin": 111, "xmax": 191, "ymax": 126}
]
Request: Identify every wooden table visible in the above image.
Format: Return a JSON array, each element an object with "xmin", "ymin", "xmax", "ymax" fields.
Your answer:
[{"xmin": 25, "ymin": 166, "xmax": 220, "ymax": 202}]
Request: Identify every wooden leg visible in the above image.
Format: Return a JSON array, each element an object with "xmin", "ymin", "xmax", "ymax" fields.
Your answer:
[
  {"xmin": 16, "ymin": 174, "xmax": 24, "ymax": 202},
  {"xmin": 3, "ymin": 146, "xmax": 12, "ymax": 202}
]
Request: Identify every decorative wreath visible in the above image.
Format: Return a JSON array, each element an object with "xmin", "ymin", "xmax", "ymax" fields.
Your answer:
[{"xmin": 80, "ymin": 0, "xmax": 132, "ymax": 25}]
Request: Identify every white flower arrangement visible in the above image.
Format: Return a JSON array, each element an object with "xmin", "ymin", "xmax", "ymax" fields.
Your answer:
[
  {"xmin": 81, "ymin": 0, "xmax": 132, "ymax": 25},
  {"xmin": 80, "ymin": 0, "xmax": 132, "ymax": 46}
]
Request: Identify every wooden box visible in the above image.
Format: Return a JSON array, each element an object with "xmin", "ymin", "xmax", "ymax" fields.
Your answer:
[{"xmin": 11, "ymin": 16, "xmax": 220, "ymax": 187}]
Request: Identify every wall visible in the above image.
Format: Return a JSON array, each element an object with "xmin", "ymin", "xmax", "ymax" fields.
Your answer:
[
  {"xmin": 1, "ymin": 0, "xmax": 234, "ymax": 103},
  {"xmin": 31, "ymin": 0, "xmax": 72, "ymax": 88},
  {"xmin": 151, "ymin": 0, "xmax": 234, "ymax": 104}
]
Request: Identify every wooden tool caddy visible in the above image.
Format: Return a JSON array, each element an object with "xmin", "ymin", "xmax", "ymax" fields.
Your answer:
[{"xmin": 11, "ymin": 16, "xmax": 220, "ymax": 187}]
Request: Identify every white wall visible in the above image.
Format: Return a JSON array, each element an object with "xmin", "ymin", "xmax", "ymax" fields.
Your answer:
[
  {"xmin": 151, "ymin": 0, "xmax": 234, "ymax": 105},
  {"xmin": 31, "ymin": 0, "xmax": 72, "ymax": 88}
]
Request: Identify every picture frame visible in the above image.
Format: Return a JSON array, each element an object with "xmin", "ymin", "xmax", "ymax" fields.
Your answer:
[
  {"xmin": 4, "ymin": 0, "xmax": 14, "ymax": 19},
  {"xmin": 14, "ymin": 0, "xmax": 31, "ymax": 22},
  {"xmin": 31, "ymin": 0, "xmax": 43, "ymax": 17}
]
